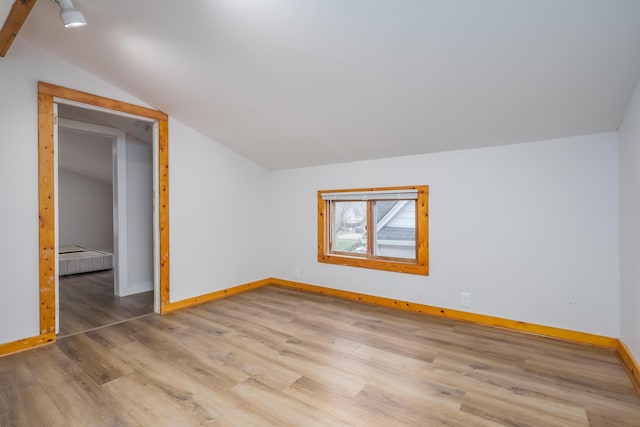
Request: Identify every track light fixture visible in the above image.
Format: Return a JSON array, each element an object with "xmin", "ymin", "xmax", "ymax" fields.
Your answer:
[{"xmin": 51, "ymin": 0, "xmax": 87, "ymax": 28}]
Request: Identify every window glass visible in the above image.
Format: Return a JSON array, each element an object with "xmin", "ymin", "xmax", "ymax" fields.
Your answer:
[
  {"xmin": 318, "ymin": 186, "xmax": 428, "ymax": 275},
  {"xmin": 372, "ymin": 200, "xmax": 416, "ymax": 259},
  {"xmin": 332, "ymin": 201, "xmax": 367, "ymax": 254}
]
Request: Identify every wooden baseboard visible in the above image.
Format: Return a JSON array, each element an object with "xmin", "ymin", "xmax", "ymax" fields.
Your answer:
[
  {"xmin": 161, "ymin": 278, "xmax": 272, "ymax": 314},
  {"xmin": 0, "ymin": 332, "xmax": 55, "ymax": 358},
  {"xmin": 158, "ymin": 276, "xmax": 618, "ymax": 349},
  {"xmin": 0, "ymin": 276, "xmax": 631, "ymax": 379},
  {"xmin": 617, "ymin": 340, "xmax": 640, "ymax": 394},
  {"xmin": 3, "ymin": 277, "xmax": 638, "ymax": 396},
  {"xmin": 268, "ymin": 278, "xmax": 618, "ymax": 349}
]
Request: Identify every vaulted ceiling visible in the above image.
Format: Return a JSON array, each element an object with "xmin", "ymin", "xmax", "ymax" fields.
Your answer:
[
  {"xmin": 11, "ymin": 0, "xmax": 640, "ymax": 170},
  {"xmin": 0, "ymin": 2, "xmax": 12, "ymax": 27}
]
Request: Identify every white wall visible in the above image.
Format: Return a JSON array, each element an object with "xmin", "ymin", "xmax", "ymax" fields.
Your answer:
[
  {"xmin": 0, "ymin": 37, "xmax": 271, "ymax": 344},
  {"xmin": 619, "ymin": 80, "xmax": 640, "ymax": 361},
  {"xmin": 269, "ymin": 133, "xmax": 620, "ymax": 337},
  {"xmin": 58, "ymin": 169, "xmax": 113, "ymax": 251},
  {"xmin": 0, "ymin": 37, "xmax": 141, "ymax": 343},
  {"xmin": 57, "ymin": 127, "xmax": 113, "ymax": 184},
  {"xmin": 169, "ymin": 119, "xmax": 271, "ymax": 302},
  {"xmin": 123, "ymin": 135, "xmax": 153, "ymax": 295},
  {"xmin": 0, "ymin": 34, "xmax": 625, "ymax": 346}
]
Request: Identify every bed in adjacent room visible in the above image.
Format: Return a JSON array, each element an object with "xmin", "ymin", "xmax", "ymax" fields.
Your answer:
[{"xmin": 58, "ymin": 245, "xmax": 113, "ymax": 276}]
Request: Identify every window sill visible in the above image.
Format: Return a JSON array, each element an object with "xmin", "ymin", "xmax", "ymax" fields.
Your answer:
[{"xmin": 318, "ymin": 253, "xmax": 428, "ymax": 275}]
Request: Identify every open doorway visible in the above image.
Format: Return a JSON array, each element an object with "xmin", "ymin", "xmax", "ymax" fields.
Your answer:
[
  {"xmin": 55, "ymin": 104, "xmax": 155, "ymax": 336},
  {"xmin": 36, "ymin": 82, "xmax": 170, "ymax": 345}
]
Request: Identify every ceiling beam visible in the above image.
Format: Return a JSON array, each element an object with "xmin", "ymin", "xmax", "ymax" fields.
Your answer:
[{"xmin": 0, "ymin": 0, "xmax": 37, "ymax": 57}]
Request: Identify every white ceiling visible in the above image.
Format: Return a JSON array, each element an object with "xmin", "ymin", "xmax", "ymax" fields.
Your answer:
[
  {"xmin": 58, "ymin": 104, "xmax": 153, "ymax": 144},
  {"xmin": 19, "ymin": 0, "xmax": 640, "ymax": 170},
  {"xmin": 0, "ymin": 1, "xmax": 12, "ymax": 28},
  {"xmin": 56, "ymin": 104, "xmax": 154, "ymax": 183}
]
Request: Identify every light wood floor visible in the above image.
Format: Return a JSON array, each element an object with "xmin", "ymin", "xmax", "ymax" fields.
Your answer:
[
  {"xmin": 1, "ymin": 285, "xmax": 639, "ymax": 426},
  {"xmin": 58, "ymin": 270, "xmax": 154, "ymax": 337}
]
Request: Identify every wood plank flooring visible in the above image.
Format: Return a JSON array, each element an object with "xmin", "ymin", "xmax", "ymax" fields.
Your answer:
[
  {"xmin": 1, "ymin": 285, "xmax": 639, "ymax": 426},
  {"xmin": 58, "ymin": 270, "xmax": 154, "ymax": 337}
]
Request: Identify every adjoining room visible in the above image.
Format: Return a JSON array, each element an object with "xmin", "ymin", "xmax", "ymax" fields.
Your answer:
[{"xmin": 56, "ymin": 104, "xmax": 155, "ymax": 337}]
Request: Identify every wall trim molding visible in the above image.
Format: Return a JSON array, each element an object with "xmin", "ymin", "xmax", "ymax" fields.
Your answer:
[
  {"xmin": 269, "ymin": 278, "xmax": 639, "ymax": 394},
  {"xmin": 37, "ymin": 82, "xmax": 170, "ymax": 337},
  {"xmin": 0, "ymin": 333, "xmax": 55, "ymax": 358},
  {"xmin": 617, "ymin": 340, "xmax": 640, "ymax": 394},
  {"xmin": 161, "ymin": 278, "xmax": 272, "ymax": 314},
  {"xmin": 4, "ymin": 275, "xmax": 639, "ymax": 395},
  {"xmin": 160, "ymin": 276, "xmax": 619, "ymax": 349},
  {"xmin": 269, "ymin": 278, "xmax": 618, "ymax": 348}
]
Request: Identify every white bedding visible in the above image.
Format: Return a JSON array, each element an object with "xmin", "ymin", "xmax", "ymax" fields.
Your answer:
[{"xmin": 59, "ymin": 246, "xmax": 113, "ymax": 276}]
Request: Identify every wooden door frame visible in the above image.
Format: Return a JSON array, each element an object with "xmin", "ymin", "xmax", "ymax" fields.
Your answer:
[{"xmin": 38, "ymin": 81, "xmax": 171, "ymax": 339}]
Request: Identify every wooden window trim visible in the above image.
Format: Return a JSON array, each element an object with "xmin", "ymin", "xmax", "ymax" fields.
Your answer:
[{"xmin": 318, "ymin": 186, "xmax": 429, "ymax": 275}]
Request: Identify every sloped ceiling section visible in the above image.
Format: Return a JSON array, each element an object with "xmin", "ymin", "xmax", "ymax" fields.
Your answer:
[
  {"xmin": 19, "ymin": 0, "xmax": 640, "ymax": 170},
  {"xmin": 0, "ymin": 1, "xmax": 12, "ymax": 24},
  {"xmin": 0, "ymin": 0, "xmax": 36, "ymax": 57}
]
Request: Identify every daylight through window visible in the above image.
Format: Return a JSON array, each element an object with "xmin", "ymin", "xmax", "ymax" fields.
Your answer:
[{"xmin": 318, "ymin": 186, "xmax": 428, "ymax": 275}]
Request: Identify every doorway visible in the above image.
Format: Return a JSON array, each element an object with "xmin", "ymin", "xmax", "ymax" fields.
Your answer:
[
  {"xmin": 55, "ymin": 106, "xmax": 155, "ymax": 336},
  {"xmin": 37, "ymin": 82, "xmax": 170, "ymax": 341}
]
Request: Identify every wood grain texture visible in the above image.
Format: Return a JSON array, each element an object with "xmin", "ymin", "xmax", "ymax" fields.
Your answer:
[
  {"xmin": 38, "ymin": 82, "xmax": 168, "ymax": 121},
  {"xmin": 161, "ymin": 278, "xmax": 272, "ymax": 314},
  {"xmin": 58, "ymin": 270, "xmax": 153, "ymax": 337},
  {"xmin": 0, "ymin": 285, "xmax": 638, "ymax": 425},
  {"xmin": 38, "ymin": 91, "xmax": 55, "ymax": 336},
  {"xmin": 618, "ymin": 340, "xmax": 640, "ymax": 394},
  {"xmin": 158, "ymin": 118, "xmax": 170, "ymax": 309},
  {"xmin": 317, "ymin": 191, "xmax": 326, "ymax": 268},
  {"xmin": 270, "ymin": 278, "xmax": 619, "ymax": 348},
  {"xmin": 416, "ymin": 185, "xmax": 429, "ymax": 273},
  {"xmin": 0, "ymin": 0, "xmax": 36, "ymax": 57},
  {"xmin": 317, "ymin": 185, "xmax": 429, "ymax": 275},
  {"xmin": 36, "ymin": 82, "xmax": 170, "ymax": 341}
]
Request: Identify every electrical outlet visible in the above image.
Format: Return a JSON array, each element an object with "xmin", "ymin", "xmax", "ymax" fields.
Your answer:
[
  {"xmin": 461, "ymin": 292, "xmax": 471, "ymax": 307},
  {"xmin": 294, "ymin": 268, "xmax": 301, "ymax": 279}
]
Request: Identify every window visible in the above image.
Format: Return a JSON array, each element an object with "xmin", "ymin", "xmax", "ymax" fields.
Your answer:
[{"xmin": 318, "ymin": 186, "xmax": 428, "ymax": 275}]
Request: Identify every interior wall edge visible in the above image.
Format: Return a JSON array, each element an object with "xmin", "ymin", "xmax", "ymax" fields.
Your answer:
[{"xmin": 160, "ymin": 278, "xmax": 272, "ymax": 314}]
